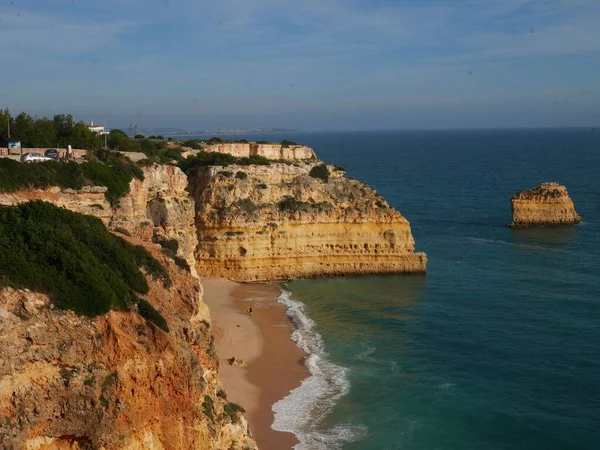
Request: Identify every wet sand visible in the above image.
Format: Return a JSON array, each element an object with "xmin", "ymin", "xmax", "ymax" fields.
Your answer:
[{"xmin": 202, "ymin": 278, "xmax": 308, "ymax": 450}]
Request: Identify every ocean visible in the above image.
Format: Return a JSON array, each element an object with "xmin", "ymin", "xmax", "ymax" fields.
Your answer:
[{"xmin": 191, "ymin": 129, "xmax": 600, "ymax": 449}]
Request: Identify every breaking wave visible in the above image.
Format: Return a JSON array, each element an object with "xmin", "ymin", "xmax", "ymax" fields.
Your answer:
[{"xmin": 272, "ymin": 289, "xmax": 366, "ymax": 449}]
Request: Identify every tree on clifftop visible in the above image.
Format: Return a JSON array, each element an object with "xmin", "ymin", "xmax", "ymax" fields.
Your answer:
[{"xmin": 108, "ymin": 129, "xmax": 141, "ymax": 152}]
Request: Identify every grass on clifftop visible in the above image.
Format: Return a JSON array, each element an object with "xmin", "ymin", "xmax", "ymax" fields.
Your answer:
[
  {"xmin": 178, "ymin": 151, "xmax": 270, "ymax": 172},
  {"xmin": 0, "ymin": 201, "xmax": 171, "ymax": 324},
  {"xmin": 0, "ymin": 150, "xmax": 143, "ymax": 205}
]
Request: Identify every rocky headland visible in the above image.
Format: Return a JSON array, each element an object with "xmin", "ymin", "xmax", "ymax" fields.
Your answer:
[
  {"xmin": 186, "ymin": 160, "xmax": 427, "ymax": 282},
  {"xmin": 0, "ymin": 140, "xmax": 426, "ymax": 449},
  {"xmin": 510, "ymin": 182, "xmax": 581, "ymax": 227}
]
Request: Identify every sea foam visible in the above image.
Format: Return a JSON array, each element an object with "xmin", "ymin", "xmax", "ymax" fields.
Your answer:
[{"xmin": 272, "ymin": 289, "xmax": 366, "ymax": 449}]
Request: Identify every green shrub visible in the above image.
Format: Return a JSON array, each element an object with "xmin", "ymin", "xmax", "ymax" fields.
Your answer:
[
  {"xmin": 333, "ymin": 165, "xmax": 346, "ymax": 172},
  {"xmin": 218, "ymin": 171, "xmax": 234, "ymax": 177},
  {"xmin": 235, "ymin": 171, "xmax": 248, "ymax": 180},
  {"xmin": 157, "ymin": 238, "xmax": 179, "ymax": 254},
  {"xmin": 202, "ymin": 395, "xmax": 214, "ymax": 418},
  {"xmin": 182, "ymin": 140, "xmax": 203, "ymax": 150},
  {"xmin": 136, "ymin": 158, "xmax": 154, "ymax": 167},
  {"xmin": 278, "ymin": 196, "xmax": 301, "ymax": 211},
  {"xmin": 257, "ymin": 183, "xmax": 268, "ymax": 189},
  {"xmin": 223, "ymin": 402, "xmax": 245, "ymax": 423},
  {"xmin": 85, "ymin": 150, "xmax": 144, "ymax": 204},
  {"xmin": 137, "ymin": 299, "xmax": 169, "ymax": 332},
  {"xmin": 277, "ymin": 196, "xmax": 331, "ymax": 213},
  {"xmin": 174, "ymin": 256, "xmax": 190, "ymax": 270},
  {"xmin": 0, "ymin": 201, "xmax": 170, "ymax": 316},
  {"xmin": 281, "ymin": 140, "xmax": 297, "ymax": 148},
  {"xmin": 309, "ymin": 164, "xmax": 329, "ymax": 182},
  {"xmin": 179, "ymin": 151, "xmax": 271, "ymax": 172}
]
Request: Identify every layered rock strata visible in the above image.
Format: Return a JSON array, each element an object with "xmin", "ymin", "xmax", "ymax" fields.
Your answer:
[
  {"xmin": 0, "ymin": 186, "xmax": 111, "ymax": 223},
  {"xmin": 187, "ymin": 162, "xmax": 427, "ymax": 282},
  {"xmin": 180, "ymin": 142, "xmax": 315, "ymax": 161},
  {"xmin": 510, "ymin": 182, "xmax": 581, "ymax": 227},
  {"xmin": 0, "ymin": 248, "xmax": 257, "ymax": 450}
]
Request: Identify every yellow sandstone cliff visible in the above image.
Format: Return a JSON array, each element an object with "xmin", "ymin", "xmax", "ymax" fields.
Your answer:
[
  {"xmin": 186, "ymin": 162, "xmax": 427, "ymax": 282},
  {"xmin": 178, "ymin": 142, "xmax": 315, "ymax": 161},
  {"xmin": 510, "ymin": 182, "xmax": 581, "ymax": 227}
]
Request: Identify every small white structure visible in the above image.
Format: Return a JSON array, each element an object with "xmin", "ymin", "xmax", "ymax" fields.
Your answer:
[{"xmin": 88, "ymin": 121, "xmax": 109, "ymax": 135}]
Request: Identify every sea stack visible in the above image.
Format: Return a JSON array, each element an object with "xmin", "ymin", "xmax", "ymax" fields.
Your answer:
[{"xmin": 510, "ymin": 182, "xmax": 581, "ymax": 227}]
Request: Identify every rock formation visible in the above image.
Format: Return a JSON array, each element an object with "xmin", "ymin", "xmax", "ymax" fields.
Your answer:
[
  {"xmin": 0, "ymin": 246, "xmax": 257, "ymax": 450},
  {"xmin": 0, "ymin": 185, "xmax": 111, "ymax": 223},
  {"xmin": 0, "ymin": 164, "xmax": 210, "ymax": 323},
  {"xmin": 179, "ymin": 142, "xmax": 315, "ymax": 161},
  {"xmin": 186, "ymin": 162, "xmax": 427, "ymax": 282},
  {"xmin": 510, "ymin": 182, "xmax": 581, "ymax": 227}
]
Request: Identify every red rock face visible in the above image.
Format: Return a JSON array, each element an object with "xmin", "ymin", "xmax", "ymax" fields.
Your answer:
[{"xmin": 0, "ymin": 248, "xmax": 257, "ymax": 450}]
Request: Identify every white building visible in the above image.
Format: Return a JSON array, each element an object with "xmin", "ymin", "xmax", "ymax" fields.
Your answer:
[{"xmin": 88, "ymin": 121, "xmax": 109, "ymax": 135}]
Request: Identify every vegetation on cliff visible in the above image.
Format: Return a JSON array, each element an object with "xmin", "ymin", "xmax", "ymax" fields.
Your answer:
[
  {"xmin": 0, "ymin": 201, "xmax": 170, "ymax": 326},
  {"xmin": 0, "ymin": 150, "xmax": 143, "ymax": 204},
  {"xmin": 178, "ymin": 151, "xmax": 271, "ymax": 172},
  {"xmin": 110, "ymin": 129, "xmax": 184, "ymax": 164},
  {"xmin": 308, "ymin": 163, "xmax": 330, "ymax": 182},
  {"xmin": 512, "ymin": 182, "xmax": 569, "ymax": 200}
]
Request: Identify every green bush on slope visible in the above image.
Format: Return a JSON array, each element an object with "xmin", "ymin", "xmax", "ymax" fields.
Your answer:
[
  {"xmin": 0, "ymin": 202, "xmax": 171, "ymax": 322},
  {"xmin": 178, "ymin": 151, "xmax": 270, "ymax": 172}
]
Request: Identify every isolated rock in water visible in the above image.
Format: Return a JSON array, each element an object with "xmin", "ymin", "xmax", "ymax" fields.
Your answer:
[{"xmin": 510, "ymin": 182, "xmax": 581, "ymax": 227}]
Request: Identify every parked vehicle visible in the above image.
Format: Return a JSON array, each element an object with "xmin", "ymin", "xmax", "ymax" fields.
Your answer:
[
  {"xmin": 21, "ymin": 152, "xmax": 52, "ymax": 163},
  {"xmin": 44, "ymin": 149, "xmax": 59, "ymax": 160}
]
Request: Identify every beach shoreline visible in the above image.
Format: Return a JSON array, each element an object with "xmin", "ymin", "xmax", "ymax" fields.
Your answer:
[{"xmin": 202, "ymin": 278, "xmax": 308, "ymax": 450}]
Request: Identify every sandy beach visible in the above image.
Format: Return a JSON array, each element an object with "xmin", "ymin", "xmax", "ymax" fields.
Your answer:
[{"xmin": 202, "ymin": 278, "xmax": 308, "ymax": 450}]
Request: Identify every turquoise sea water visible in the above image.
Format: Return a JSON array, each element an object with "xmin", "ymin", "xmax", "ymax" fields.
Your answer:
[{"xmin": 193, "ymin": 129, "xmax": 600, "ymax": 449}]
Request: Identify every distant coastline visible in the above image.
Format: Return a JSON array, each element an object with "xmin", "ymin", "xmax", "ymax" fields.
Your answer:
[{"xmin": 121, "ymin": 127, "xmax": 303, "ymax": 137}]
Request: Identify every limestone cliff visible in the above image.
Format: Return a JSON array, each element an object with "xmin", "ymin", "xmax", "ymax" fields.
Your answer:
[
  {"xmin": 187, "ymin": 162, "xmax": 427, "ymax": 282},
  {"xmin": 0, "ymin": 248, "xmax": 257, "ymax": 450},
  {"xmin": 0, "ymin": 164, "xmax": 209, "ymax": 322},
  {"xmin": 0, "ymin": 186, "xmax": 111, "ymax": 223},
  {"xmin": 180, "ymin": 142, "xmax": 315, "ymax": 161},
  {"xmin": 510, "ymin": 182, "xmax": 581, "ymax": 227}
]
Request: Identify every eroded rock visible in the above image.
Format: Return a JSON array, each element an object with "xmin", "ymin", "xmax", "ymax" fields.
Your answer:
[{"xmin": 510, "ymin": 182, "xmax": 581, "ymax": 227}]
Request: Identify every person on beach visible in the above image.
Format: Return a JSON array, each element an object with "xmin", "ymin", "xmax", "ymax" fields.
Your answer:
[{"xmin": 247, "ymin": 307, "xmax": 252, "ymax": 316}]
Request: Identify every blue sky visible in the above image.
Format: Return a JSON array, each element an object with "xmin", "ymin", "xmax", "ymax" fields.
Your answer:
[{"xmin": 1, "ymin": 0, "xmax": 599, "ymax": 130}]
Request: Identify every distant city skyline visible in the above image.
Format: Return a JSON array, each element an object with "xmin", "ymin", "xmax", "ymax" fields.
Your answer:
[{"xmin": 1, "ymin": 0, "xmax": 599, "ymax": 131}]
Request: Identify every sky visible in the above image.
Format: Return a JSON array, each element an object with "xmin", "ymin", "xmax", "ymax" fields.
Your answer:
[{"xmin": 1, "ymin": 0, "xmax": 599, "ymax": 131}]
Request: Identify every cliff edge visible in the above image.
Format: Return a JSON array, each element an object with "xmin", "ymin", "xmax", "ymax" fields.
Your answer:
[
  {"xmin": 187, "ymin": 161, "xmax": 427, "ymax": 282},
  {"xmin": 0, "ymin": 203, "xmax": 257, "ymax": 450},
  {"xmin": 510, "ymin": 182, "xmax": 581, "ymax": 227}
]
